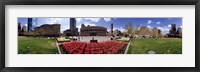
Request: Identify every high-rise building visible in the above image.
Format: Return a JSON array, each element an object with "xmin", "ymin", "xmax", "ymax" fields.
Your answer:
[
  {"xmin": 110, "ymin": 23, "xmax": 113, "ymax": 35},
  {"xmin": 18, "ymin": 22, "xmax": 21, "ymax": 31},
  {"xmin": 70, "ymin": 18, "xmax": 76, "ymax": 30},
  {"xmin": 169, "ymin": 24, "xmax": 176, "ymax": 34},
  {"xmin": 168, "ymin": 24, "xmax": 182, "ymax": 38},
  {"xmin": 177, "ymin": 27, "xmax": 182, "ymax": 34},
  {"xmin": 81, "ymin": 24, "xmax": 85, "ymax": 28},
  {"xmin": 63, "ymin": 18, "xmax": 79, "ymax": 36},
  {"xmin": 177, "ymin": 27, "xmax": 182, "ymax": 38},
  {"xmin": 18, "ymin": 22, "xmax": 21, "ymax": 35},
  {"xmin": 28, "ymin": 18, "xmax": 32, "ymax": 32}
]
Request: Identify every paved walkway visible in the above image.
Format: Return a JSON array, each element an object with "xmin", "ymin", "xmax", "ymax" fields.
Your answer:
[
  {"xmin": 124, "ymin": 40, "xmax": 131, "ymax": 54},
  {"xmin": 55, "ymin": 40, "xmax": 62, "ymax": 54},
  {"xmin": 70, "ymin": 36, "xmax": 112, "ymax": 42}
]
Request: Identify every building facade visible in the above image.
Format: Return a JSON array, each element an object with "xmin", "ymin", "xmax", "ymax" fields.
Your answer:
[
  {"xmin": 27, "ymin": 18, "xmax": 32, "ymax": 32},
  {"xmin": 80, "ymin": 24, "xmax": 107, "ymax": 36},
  {"xmin": 110, "ymin": 23, "xmax": 113, "ymax": 35},
  {"xmin": 168, "ymin": 24, "xmax": 182, "ymax": 38},
  {"xmin": 34, "ymin": 24, "xmax": 60, "ymax": 37},
  {"xmin": 176, "ymin": 27, "xmax": 182, "ymax": 37},
  {"xmin": 169, "ymin": 24, "xmax": 176, "ymax": 35},
  {"xmin": 63, "ymin": 18, "xmax": 79, "ymax": 36}
]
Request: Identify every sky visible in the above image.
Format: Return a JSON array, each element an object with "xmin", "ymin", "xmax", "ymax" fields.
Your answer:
[{"xmin": 18, "ymin": 17, "xmax": 182, "ymax": 35}]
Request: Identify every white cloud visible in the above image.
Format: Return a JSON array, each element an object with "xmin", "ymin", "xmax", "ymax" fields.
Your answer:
[
  {"xmin": 84, "ymin": 18, "xmax": 100, "ymax": 22},
  {"xmin": 76, "ymin": 18, "xmax": 83, "ymax": 22},
  {"xmin": 112, "ymin": 27, "xmax": 125, "ymax": 32},
  {"xmin": 77, "ymin": 22, "xmax": 96, "ymax": 29},
  {"xmin": 104, "ymin": 18, "xmax": 111, "ymax": 22},
  {"xmin": 156, "ymin": 21, "xmax": 161, "ymax": 24},
  {"xmin": 24, "ymin": 24, "xmax": 27, "ymax": 27},
  {"xmin": 32, "ymin": 21, "xmax": 40, "ymax": 27},
  {"xmin": 46, "ymin": 18, "xmax": 61, "ymax": 24},
  {"xmin": 180, "ymin": 25, "xmax": 182, "ymax": 28},
  {"xmin": 119, "ymin": 27, "xmax": 125, "ymax": 32},
  {"xmin": 147, "ymin": 25, "xmax": 152, "ymax": 29},
  {"xmin": 147, "ymin": 20, "xmax": 152, "ymax": 24},
  {"xmin": 168, "ymin": 24, "xmax": 171, "ymax": 28},
  {"xmin": 61, "ymin": 25, "xmax": 69, "ymax": 33},
  {"xmin": 157, "ymin": 26, "xmax": 170, "ymax": 35}
]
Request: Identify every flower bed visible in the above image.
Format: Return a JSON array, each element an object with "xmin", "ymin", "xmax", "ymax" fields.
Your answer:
[
  {"xmin": 56, "ymin": 37, "xmax": 70, "ymax": 43},
  {"xmin": 61, "ymin": 41, "xmax": 127, "ymax": 54}
]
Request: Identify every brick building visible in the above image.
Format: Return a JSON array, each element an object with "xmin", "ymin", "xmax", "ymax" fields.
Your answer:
[
  {"xmin": 80, "ymin": 24, "xmax": 107, "ymax": 36},
  {"xmin": 34, "ymin": 24, "xmax": 60, "ymax": 37}
]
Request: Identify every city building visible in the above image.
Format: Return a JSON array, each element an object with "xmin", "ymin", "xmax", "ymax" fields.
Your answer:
[
  {"xmin": 168, "ymin": 24, "xmax": 182, "ymax": 38},
  {"xmin": 110, "ymin": 23, "xmax": 113, "ymax": 35},
  {"xmin": 169, "ymin": 24, "xmax": 176, "ymax": 35},
  {"xmin": 18, "ymin": 22, "xmax": 21, "ymax": 35},
  {"xmin": 70, "ymin": 18, "xmax": 76, "ymax": 30},
  {"xmin": 80, "ymin": 24, "xmax": 107, "ymax": 36},
  {"xmin": 27, "ymin": 18, "xmax": 33, "ymax": 32},
  {"xmin": 34, "ymin": 24, "xmax": 61, "ymax": 37},
  {"xmin": 63, "ymin": 18, "xmax": 79, "ymax": 36},
  {"xmin": 177, "ymin": 27, "xmax": 182, "ymax": 37},
  {"xmin": 177, "ymin": 27, "xmax": 182, "ymax": 34}
]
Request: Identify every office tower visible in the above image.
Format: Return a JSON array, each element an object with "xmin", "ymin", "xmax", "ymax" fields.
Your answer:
[{"xmin": 28, "ymin": 18, "xmax": 32, "ymax": 32}]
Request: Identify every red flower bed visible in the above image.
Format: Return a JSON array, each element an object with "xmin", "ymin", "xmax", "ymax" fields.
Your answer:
[{"xmin": 61, "ymin": 41, "xmax": 127, "ymax": 54}]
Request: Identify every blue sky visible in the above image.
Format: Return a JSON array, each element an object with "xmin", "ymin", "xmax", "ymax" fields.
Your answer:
[{"xmin": 18, "ymin": 17, "xmax": 182, "ymax": 34}]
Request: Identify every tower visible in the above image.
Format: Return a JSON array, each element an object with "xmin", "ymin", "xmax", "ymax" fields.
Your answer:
[
  {"xmin": 170, "ymin": 24, "xmax": 176, "ymax": 34},
  {"xmin": 81, "ymin": 24, "xmax": 85, "ymax": 28},
  {"xmin": 27, "ymin": 18, "xmax": 32, "ymax": 32},
  {"xmin": 177, "ymin": 27, "xmax": 182, "ymax": 34},
  {"xmin": 110, "ymin": 23, "xmax": 113, "ymax": 35},
  {"xmin": 18, "ymin": 22, "xmax": 21, "ymax": 31},
  {"xmin": 70, "ymin": 18, "xmax": 76, "ymax": 30}
]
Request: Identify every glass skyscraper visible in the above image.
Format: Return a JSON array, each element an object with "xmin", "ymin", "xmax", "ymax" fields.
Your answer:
[{"xmin": 28, "ymin": 18, "xmax": 32, "ymax": 32}]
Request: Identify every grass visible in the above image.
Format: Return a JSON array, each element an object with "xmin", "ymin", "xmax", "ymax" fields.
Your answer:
[
  {"xmin": 127, "ymin": 38, "xmax": 182, "ymax": 54},
  {"xmin": 18, "ymin": 36, "xmax": 58, "ymax": 54}
]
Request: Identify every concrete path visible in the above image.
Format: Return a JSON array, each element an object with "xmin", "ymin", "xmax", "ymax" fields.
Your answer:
[
  {"xmin": 124, "ymin": 40, "xmax": 131, "ymax": 54},
  {"xmin": 70, "ymin": 36, "xmax": 112, "ymax": 42},
  {"xmin": 55, "ymin": 40, "xmax": 62, "ymax": 54}
]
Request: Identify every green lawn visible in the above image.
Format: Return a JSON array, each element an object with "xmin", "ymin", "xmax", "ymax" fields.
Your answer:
[
  {"xmin": 18, "ymin": 36, "xmax": 58, "ymax": 54},
  {"xmin": 128, "ymin": 38, "xmax": 182, "ymax": 54}
]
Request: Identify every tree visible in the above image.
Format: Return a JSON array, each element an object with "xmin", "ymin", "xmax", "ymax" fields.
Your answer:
[
  {"xmin": 124, "ymin": 22, "xmax": 134, "ymax": 35},
  {"xmin": 135, "ymin": 24, "xmax": 140, "ymax": 35}
]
